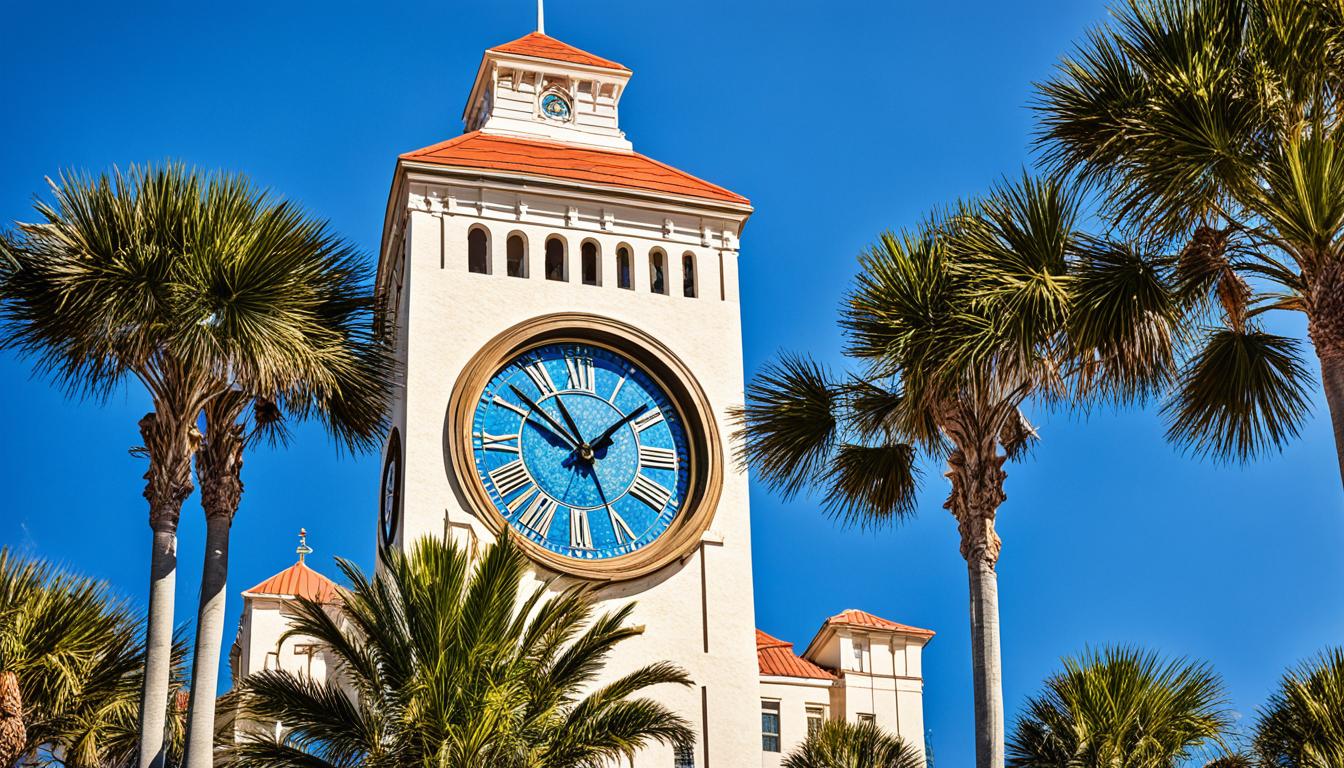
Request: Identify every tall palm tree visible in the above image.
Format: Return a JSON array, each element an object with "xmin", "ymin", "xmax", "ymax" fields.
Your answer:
[
  {"xmin": 783, "ymin": 720, "xmax": 922, "ymax": 768},
  {"xmin": 1035, "ymin": 0, "xmax": 1344, "ymax": 482},
  {"xmin": 0, "ymin": 167, "xmax": 213, "ymax": 768},
  {"xmin": 735, "ymin": 175, "xmax": 1178, "ymax": 768},
  {"xmin": 177, "ymin": 175, "xmax": 390, "ymax": 768},
  {"xmin": 227, "ymin": 535, "xmax": 694, "ymax": 768},
  {"xmin": 1252, "ymin": 647, "xmax": 1344, "ymax": 767},
  {"xmin": 0, "ymin": 548, "xmax": 188, "ymax": 768},
  {"xmin": 1006, "ymin": 646, "xmax": 1232, "ymax": 768},
  {"xmin": 0, "ymin": 166, "xmax": 389, "ymax": 768}
]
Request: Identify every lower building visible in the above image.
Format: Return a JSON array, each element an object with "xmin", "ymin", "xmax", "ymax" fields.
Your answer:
[{"xmin": 226, "ymin": 534, "xmax": 935, "ymax": 766}]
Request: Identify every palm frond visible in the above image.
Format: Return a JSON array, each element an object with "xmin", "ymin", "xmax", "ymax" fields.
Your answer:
[
  {"xmin": 1163, "ymin": 327, "xmax": 1313, "ymax": 461},
  {"xmin": 1253, "ymin": 647, "xmax": 1344, "ymax": 768}
]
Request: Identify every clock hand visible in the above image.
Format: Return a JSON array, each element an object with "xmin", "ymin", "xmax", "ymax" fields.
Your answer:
[
  {"xmin": 508, "ymin": 385, "xmax": 579, "ymax": 449},
  {"xmin": 590, "ymin": 403, "xmax": 651, "ymax": 453},
  {"xmin": 554, "ymin": 395, "xmax": 587, "ymax": 446}
]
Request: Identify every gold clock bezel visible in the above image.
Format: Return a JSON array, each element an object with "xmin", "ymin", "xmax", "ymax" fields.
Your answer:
[{"xmin": 447, "ymin": 313, "xmax": 722, "ymax": 581}]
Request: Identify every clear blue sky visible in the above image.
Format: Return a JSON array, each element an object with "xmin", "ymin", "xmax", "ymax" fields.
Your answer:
[{"xmin": 2, "ymin": 2, "xmax": 1341, "ymax": 765}]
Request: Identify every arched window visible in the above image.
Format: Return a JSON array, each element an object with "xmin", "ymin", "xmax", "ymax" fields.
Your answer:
[
  {"xmin": 581, "ymin": 241, "xmax": 600, "ymax": 286},
  {"xmin": 682, "ymin": 253, "xmax": 696, "ymax": 297},
  {"xmin": 467, "ymin": 227, "xmax": 489, "ymax": 274},
  {"xmin": 545, "ymin": 236, "xmax": 566, "ymax": 282},
  {"xmin": 506, "ymin": 234, "xmax": 527, "ymax": 278},
  {"xmin": 616, "ymin": 246, "xmax": 633, "ymax": 289},
  {"xmin": 649, "ymin": 249, "xmax": 667, "ymax": 295}
]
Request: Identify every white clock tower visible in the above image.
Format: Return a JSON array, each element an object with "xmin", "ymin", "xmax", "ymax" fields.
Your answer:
[{"xmin": 373, "ymin": 25, "xmax": 758, "ymax": 768}]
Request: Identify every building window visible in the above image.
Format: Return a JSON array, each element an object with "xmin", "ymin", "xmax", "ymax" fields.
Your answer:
[
  {"xmin": 617, "ymin": 246, "xmax": 633, "ymax": 289},
  {"xmin": 650, "ymin": 250, "xmax": 667, "ymax": 294},
  {"xmin": 506, "ymin": 234, "xmax": 527, "ymax": 278},
  {"xmin": 673, "ymin": 743, "xmax": 694, "ymax": 768},
  {"xmin": 858, "ymin": 713, "xmax": 875, "ymax": 724},
  {"xmin": 853, "ymin": 637, "xmax": 867, "ymax": 672},
  {"xmin": 806, "ymin": 705, "xmax": 825, "ymax": 736},
  {"xmin": 581, "ymin": 240, "xmax": 600, "ymax": 286},
  {"xmin": 467, "ymin": 227, "xmax": 489, "ymax": 274},
  {"xmin": 545, "ymin": 236, "xmax": 566, "ymax": 281},
  {"xmin": 761, "ymin": 700, "xmax": 781, "ymax": 752},
  {"xmin": 682, "ymin": 253, "xmax": 696, "ymax": 297}
]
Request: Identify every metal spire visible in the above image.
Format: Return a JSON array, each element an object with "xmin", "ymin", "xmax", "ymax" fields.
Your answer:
[
  {"xmin": 537, "ymin": 0, "xmax": 545, "ymax": 33},
  {"xmin": 296, "ymin": 528, "xmax": 313, "ymax": 563}
]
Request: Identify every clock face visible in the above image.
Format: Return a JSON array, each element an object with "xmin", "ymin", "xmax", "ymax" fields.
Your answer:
[
  {"xmin": 379, "ymin": 429, "xmax": 402, "ymax": 547},
  {"xmin": 540, "ymin": 92, "xmax": 572, "ymax": 121},
  {"xmin": 470, "ymin": 342, "xmax": 691, "ymax": 561}
]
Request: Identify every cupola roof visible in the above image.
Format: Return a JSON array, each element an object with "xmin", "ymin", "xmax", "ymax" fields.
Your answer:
[
  {"xmin": 488, "ymin": 31, "xmax": 628, "ymax": 72},
  {"xmin": 242, "ymin": 529, "xmax": 340, "ymax": 604}
]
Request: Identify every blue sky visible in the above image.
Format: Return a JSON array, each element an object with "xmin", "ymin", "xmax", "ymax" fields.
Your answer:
[{"xmin": 2, "ymin": 1, "xmax": 1342, "ymax": 765}]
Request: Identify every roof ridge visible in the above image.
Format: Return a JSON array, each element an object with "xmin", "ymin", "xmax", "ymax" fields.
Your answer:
[{"xmin": 488, "ymin": 31, "xmax": 628, "ymax": 72}]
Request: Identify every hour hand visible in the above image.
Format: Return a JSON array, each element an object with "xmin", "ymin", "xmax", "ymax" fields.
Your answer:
[
  {"xmin": 554, "ymin": 396, "xmax": 586, "ymax": 445},
  {"xmin": 508, "ymin": 385, "xmax": 579, "ymax": 448},
  {"xmin": 591, "ymin": 403, "xmax": 650, "ymax": 452}
]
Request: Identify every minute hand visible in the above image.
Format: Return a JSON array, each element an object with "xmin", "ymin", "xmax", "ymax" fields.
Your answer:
[
  {"xmin": 508, "ymin": 385, "xmax": 579, "ymax": 449},
  {"xmin": 590, "ymin": 404, "xmax": 650, "ymax": 452}
]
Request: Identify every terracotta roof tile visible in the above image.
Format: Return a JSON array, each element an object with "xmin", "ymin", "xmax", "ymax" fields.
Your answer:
[
  {"xmin": 827, "ymin": 609, "xmax": 935, "ymax": 638},
  {"xmin": 757, "ymin": 629, "xmax": 835, "ymax": 680},
  {"xmin": 401, "ymin": 132, "xmax": 749, "ymax": 206},
  {"xmin": 489, "ymin": 32, "xmax": 627, "ymax": 71},
  {"xmin": 244, "ymin": 561, "xmax": 339, "ymax": 604}
]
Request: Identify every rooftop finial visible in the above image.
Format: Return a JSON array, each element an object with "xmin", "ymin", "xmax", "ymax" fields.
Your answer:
[
  {"xmin": 296, "ymin": 528, "xmax": 313, "ymax": 563},
  {"xmin": 537, "ymin": 0, "xmax": 545, "ymax": 34}
]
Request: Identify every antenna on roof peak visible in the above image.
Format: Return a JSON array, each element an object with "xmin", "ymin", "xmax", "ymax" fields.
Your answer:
[{"xmin": 537, "ymin": 0, "xmax": 545, "ymax": 34}]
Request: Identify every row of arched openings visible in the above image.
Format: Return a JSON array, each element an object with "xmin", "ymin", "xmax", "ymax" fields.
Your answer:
[{"xmin": 467, "ymin": 227, "xmax": 699, "ymax": 298}]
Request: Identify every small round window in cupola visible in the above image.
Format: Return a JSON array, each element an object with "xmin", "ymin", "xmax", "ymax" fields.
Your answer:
[{"xmin": 540, "ymin": 91, "xmax": 572, "ymax": 121}]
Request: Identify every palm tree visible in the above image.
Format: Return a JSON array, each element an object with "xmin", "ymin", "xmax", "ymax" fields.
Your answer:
[
  {"xmin": 177, "ymin": 175, "xmax": 390, "ymax": 768},
  {"xmin": 1, "ymin": 167, "xmax": 221, "ymax": 768},
  {"xmin": 1252, "ymin": 648, "xmax": 1344, "ymax": 767},
  {"xmin": 734, "ymin": 175, "xmax": 1178, "ymax": 768},
  {"xmin": 1006, "ymin": 646, "xmax": 1232, "ymax": 768},
  {"xmin": 782, "ymin": 720, "xmax": 922, "ymax": 768},
  {"xmin": 1035, "ymin": 0, "xmax": 1344, "ymax": 482},
  {"xmin": 226, "ymin": 535, "xmax": 695, "ymax": 768},
  {"xmin": 0, "ymin": 165, "xmax": 389, "ymax": 768},
  {"xmin": 0, "ymin": 548, "xmax": 188, "ymax": 768}
]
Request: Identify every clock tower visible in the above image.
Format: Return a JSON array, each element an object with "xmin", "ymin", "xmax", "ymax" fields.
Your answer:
[{"xmin": 374, "ymin": 28, "xmax": 758, "ymax": 767}]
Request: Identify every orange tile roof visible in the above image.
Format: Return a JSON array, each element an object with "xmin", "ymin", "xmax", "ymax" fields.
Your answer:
[
  {"xmin": 401, "ymin": 132, "xmax": 749, "ymax": 206},
  {"xmin": 489, "ymin": 32, "xmax": 627, "ymax": 72},
  {"xmin": 244, "ymin": 561, "xmax": 339, "ymax": 604},
  {"xmin": 826, "ymin": 609, "xmax": 935, "ymax": 638},
  {"xmin": 757, "ymin": 629, "xmax": 835, "ymax": 680}
]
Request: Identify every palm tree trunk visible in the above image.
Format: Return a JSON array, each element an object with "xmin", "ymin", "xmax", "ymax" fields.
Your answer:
[
  {"xmin": 945, "ymin": 442, "xmax": 1007, "ymax": 768},
  {"xmin": 183, "ymin": 417, "xmax": 244, "ymax": 768},
  {"xmin": 0, "ymin": 671, "xmax": 26, "ymax": 768},
  {"xmin": 1316, "ymin": 345, "xmax": 1344, "ymax": 492},
  {"xmin": 966, "ymin": 548, "xmax": 1004, "ymax": 768},
  {"xmin": 137, "ymin": 412, "xmax": 199, "ymax": 768}
]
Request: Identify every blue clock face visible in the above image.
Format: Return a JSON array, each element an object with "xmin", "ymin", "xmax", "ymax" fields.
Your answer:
[
  {"xmin": 540, "ymin": 93, "xmax": 572, "ymax": 121},
  {"xmin": 471, "ymin": 343, "xmax": 691, "ymax": 561}
]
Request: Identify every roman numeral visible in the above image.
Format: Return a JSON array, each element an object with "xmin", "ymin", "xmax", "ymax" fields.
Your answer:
[
  {"xmin": 638, "ymin": 445, "xmax": 678, "ymax": 470},
  {"xmin": 608, "ymin": 505, "xmax": 636, "ymax": 544},
  {"xmin": 629, "ymin": 473, "xmax": 673, "ymax": 510},
  {"xmin": 632, "ymin": 408, "xmax": 664, "ymax": 432},
  {"xmin": 516, "ymin": 492, "xmax": 558, "ymax": 535},
  {"xmin": 523, "ymin": 360, "xmax": 557, "ymax": 395},
  {"xmin": 487, "ymin": 459, "xmax": 531, "ymax": 497},
  {"xmin": 569, "ymin": 508, "xmax": 593, "ymax": 549},
  {"xmin": 477, "ymin": 432, "xmax": 520, "ymax": 452},
  {"xmin": 492, "ymin": 395, "xmax": 528, "ymax": 417},
  {"xmin": 608, "ymin": 366, "xmax": 633, "ymax": 403},
  {"xmin": 565, "ymin": 353, "xmax": 595, "ymax": 392}
]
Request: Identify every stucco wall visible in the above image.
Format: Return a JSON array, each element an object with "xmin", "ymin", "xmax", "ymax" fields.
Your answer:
[{"xmin": 382, "ymin": 173, "xmax": 758, "ymax": 767}]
